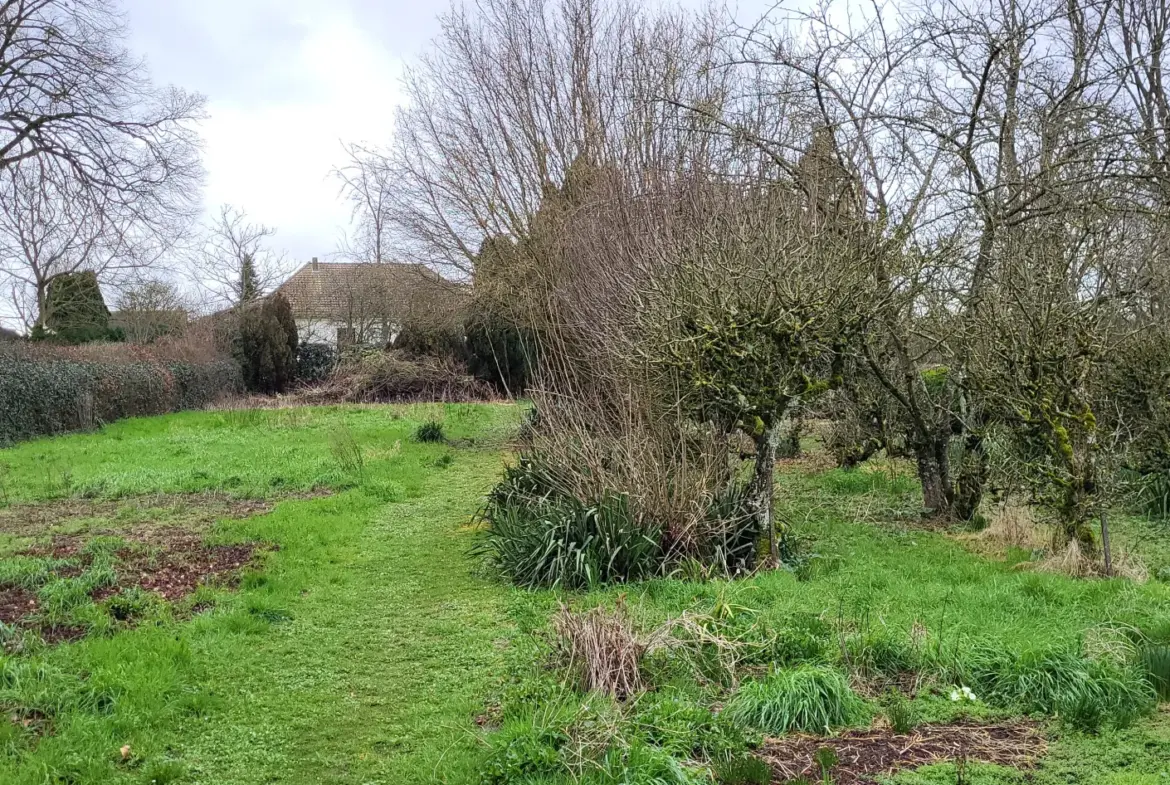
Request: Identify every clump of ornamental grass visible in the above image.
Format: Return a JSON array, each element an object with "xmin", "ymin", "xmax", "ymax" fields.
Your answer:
[
  {"xmin": 474, "ymin": 453, "xmax": 663, "ymax": 589},
  {"xmin": 724, "ymin": 665, "xmax": 869, "ymax": 735},
  {"xmin": 947, "ymin": 643, "xmax": 1155, "ymax": 732}
]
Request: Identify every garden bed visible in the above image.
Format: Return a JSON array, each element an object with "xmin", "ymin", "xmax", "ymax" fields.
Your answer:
[{"xmin": 759, "ymin": 720, "xmax": 1046, "ymax": 783}]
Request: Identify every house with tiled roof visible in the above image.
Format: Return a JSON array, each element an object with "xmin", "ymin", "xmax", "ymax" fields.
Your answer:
[{"xmin": 274, "ymin": 259, "xmax": 465, "ymax": 347}]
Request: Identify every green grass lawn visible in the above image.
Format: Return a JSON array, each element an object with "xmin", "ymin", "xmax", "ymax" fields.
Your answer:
[
  {"xmin": 0, "ymin": 403, "xmax": 523, "ymax": 784},
  {"xmin": 0, "ymin": 405, "xmax": 1168, "ymax": 784}
]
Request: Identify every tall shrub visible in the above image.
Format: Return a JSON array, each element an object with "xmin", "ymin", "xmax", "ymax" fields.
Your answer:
[
  {"xmin": 235, "ymin": 293, "xmax": 299, "ymax": 393},
  {"xmin": 32, "ymin": 272, "xmax": 123, "ymax": 344}
]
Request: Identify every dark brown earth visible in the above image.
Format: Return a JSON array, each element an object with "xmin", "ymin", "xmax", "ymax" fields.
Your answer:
[
  {"xmin": 0, "ymin": 586, "xmax": 39, "ymax": 628},
  {"xmin": 0, "ymin": 492, "xmax": 298, "ymax": 642},
  {"xmin": 759, "ymin": 720, "xmax": 1045, "ymax": 784},
  {"xmin": 0, "ymin": 491, "xmax": 317, "ymax": 537}
]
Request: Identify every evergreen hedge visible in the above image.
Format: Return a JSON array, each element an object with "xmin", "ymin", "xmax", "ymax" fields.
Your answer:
[{"xmin": 0, "ymin": 351, "xmax": 242, "ymax": 445}]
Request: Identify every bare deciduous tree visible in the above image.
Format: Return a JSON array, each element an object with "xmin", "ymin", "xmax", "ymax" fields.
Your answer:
[
  {"xmin": 334, "ymin": 142, "xmax": 395, "ymax": 264},
  {"xmin": 112, "ymin": 278, "xmax": 190, "ymax": 343},
  {"xmin": 0, "ymin": 0, "xmax": 203, "ymax": 330},
  {"xmin": 0, "ymin": 0, "xmax": 204, "ymax": 195},
  {"xmin": 0, "ymin": 156, "xmax": 176, "ymax": 329},
  {"xmin": 192, "ymin": 205, "xmax": 290, "ymax": 310}
]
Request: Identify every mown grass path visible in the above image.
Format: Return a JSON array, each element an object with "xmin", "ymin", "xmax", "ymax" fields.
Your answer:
[
  {"xmin": 180, "ymin": 450, "xmax": 511, "ymax": 784},
  {"xmin": 0, "ymin": 405, "xmax": 519, "ymax": 785}
]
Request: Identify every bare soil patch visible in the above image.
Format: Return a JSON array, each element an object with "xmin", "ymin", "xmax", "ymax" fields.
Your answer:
[
  {"xmin": 0, "ymin": 491, "xmax": 302, "ymax": 641},
  {"xmin": 0, "ymin": 491, "xmax": 318, "ymax": 538},
  {"xmin": 80, "ymin": 535, "xmax": 264, "ymax": 602},
  {"xmin": 759, "ymin": 720, "xmax": 1045, "ymax": 784},
  {"xmin": 0, "ymin": 534, "xmax": 266, "ymax": 640},
  {"xmin": 0, "ymin": 586, "xmax": 38, "ymax": 628}
]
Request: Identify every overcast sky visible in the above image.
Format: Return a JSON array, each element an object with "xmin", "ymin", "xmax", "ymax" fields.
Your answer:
[
  {"xmin": 120, "ymin": 0, "xmax": 779, "ymax": 270},
  {"xmin": 121, "ymin": 0, "xmax": 435, "ymax": 267}
]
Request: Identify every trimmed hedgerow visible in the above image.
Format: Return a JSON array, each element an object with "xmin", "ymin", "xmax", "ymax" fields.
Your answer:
[{"xmin": 0, "ymin": 352, "xmax": 242, "ymax": 445}]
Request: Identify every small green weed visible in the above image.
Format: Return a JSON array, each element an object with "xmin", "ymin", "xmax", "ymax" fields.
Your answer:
[
  {"xmin": 883, "ymin": 690, "xmax": 918, "ymax": 734},
  {"xmin": 712, "ymin": 754, "xmax": 770, "ymax": 785},
  {"xmin": 813, "ymin": 746, "xmax": 839, "ymax": 783},
  {"xmin": 104, "ymin": 587, "xmax": 161, "ymax": 622}
]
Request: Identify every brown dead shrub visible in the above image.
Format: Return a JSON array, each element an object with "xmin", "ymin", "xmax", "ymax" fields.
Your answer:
[{"xmin": 299, "ymin": 350, "xmax": 495, "ymax": 404}]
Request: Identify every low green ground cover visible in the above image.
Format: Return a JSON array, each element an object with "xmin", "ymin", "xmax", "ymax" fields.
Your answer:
[{"xmin": 0, "ymin": 406, "xmax": 1167, "ymax": 784}]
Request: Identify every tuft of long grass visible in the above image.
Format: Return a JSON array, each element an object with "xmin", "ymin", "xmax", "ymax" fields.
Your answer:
[
  {"xmin": 711, "ymin": 754, "xmax": 771, "ymax": 785},
  {"xmin": 945, "ymin": 643, "xmax": 1156, "ymax": 731},
  {"xmin": 413, "ymin": 420, "xmax": 445, "ymax": 443},
  {"xmin": 1138, "ymin": 645, "xmax": 1170, "ymax": 701},
  {"xmin": 724, "ymin": 665, "xmax": 868, "ymax": 735}
]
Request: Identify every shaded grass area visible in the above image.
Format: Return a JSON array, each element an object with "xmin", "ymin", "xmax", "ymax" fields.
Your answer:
[{"xmin": 0, "ymin": 403, "xmax": 522, "ymax": 784}]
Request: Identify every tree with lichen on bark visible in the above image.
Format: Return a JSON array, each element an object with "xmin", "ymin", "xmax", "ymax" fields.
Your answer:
[{"xmin": 655, "ymin": 184, "xmax": 865, "ymax": 567}]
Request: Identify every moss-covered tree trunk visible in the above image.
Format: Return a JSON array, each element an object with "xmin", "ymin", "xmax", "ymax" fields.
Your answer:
[
  {"xmin": 954, "ymin": 432, "xmax": 989, "ymax": 521},
  {"xmin": 778, "ymin": 413, "xmax": 804, "ymax": 459},
  {"xmin": 748, "ymin": 425, "xmax": 782, "ymax": 566},
  {"xmin": 914, "ymin": 434, "xmax": 953, "ymax": 515}
]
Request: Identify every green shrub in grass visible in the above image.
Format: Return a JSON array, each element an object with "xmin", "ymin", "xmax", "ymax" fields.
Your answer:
[
  {"xmin": 585, "ymin": 742, "xmax": 701, "ymax": 785},
  {"xmin": 413, "ymin": 420, "xmax": 445, "ymax": 443},
  {"xmin": 954, "ymin": 644, "xmax": 1155, "ymax": 731},
  {"xmin": 632, "ymin": 689, "xmax": 751, "ymax": 761},
  {"xmin": 725, "ymin": 665, "xmax": 868, "ymax": 735},
  {"xmin": 480, "ymin": 711, "xmax": 571, "ymax": 784}
]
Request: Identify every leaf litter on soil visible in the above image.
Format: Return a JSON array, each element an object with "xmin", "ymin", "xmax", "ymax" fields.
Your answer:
[
  {"xmin": 759, "ymin": 719, "xmax": 1045, "ymax": 784},
  {"xmin": 0, "ymin": 490, "xmax": 312, "ymax": 641}
]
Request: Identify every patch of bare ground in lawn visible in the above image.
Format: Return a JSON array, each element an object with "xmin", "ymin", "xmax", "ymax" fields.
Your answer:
[
  {"xmin": 0, "ymin": 491, "xmax": 310, "ymax": 642},
  {"xmin": 56, "ymin": 533, "xmax": 265, "ymax": 602},
  {"xmin": 760, "ymin": 720, "xmax": 1045, "ymax": 784},
  {"xmin": 3, "ymin": 706, "xmax": 52, "ymax": 740},
  {"xmin": 0, "ymin": 490, "xmax": 326, "ymax": 539}
]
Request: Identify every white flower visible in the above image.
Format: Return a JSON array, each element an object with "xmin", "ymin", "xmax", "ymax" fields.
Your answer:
[
  {"xmin": 961, "ymin": 686, "xmax": 977, "ymax": 701},
  {"xmin": 950, "ymin": 689, "xmax": 962, "ymax": 701}
]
